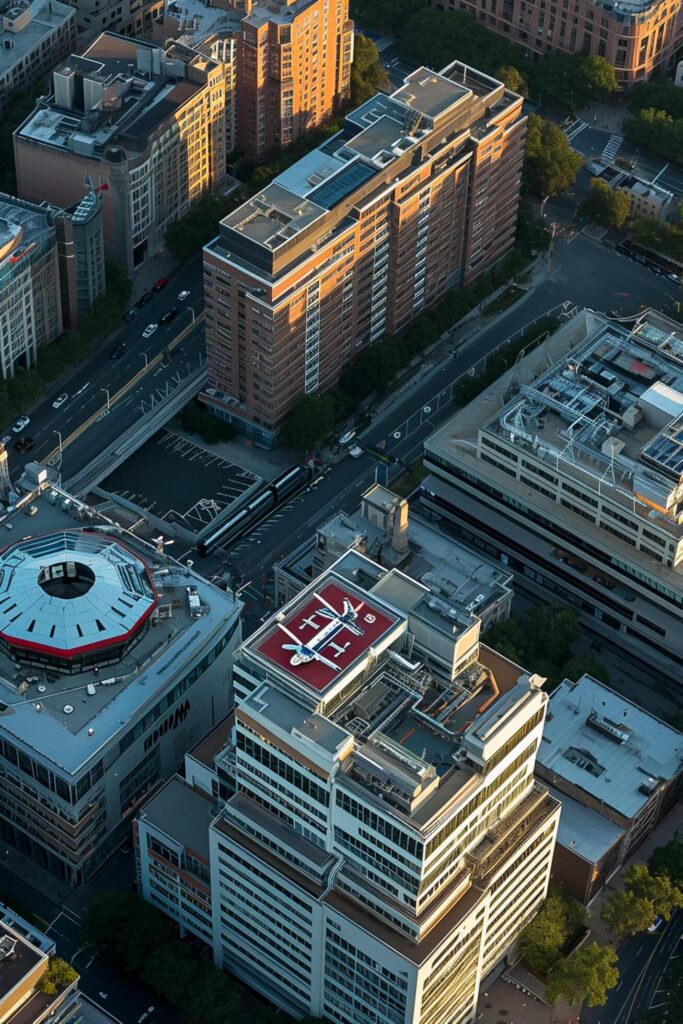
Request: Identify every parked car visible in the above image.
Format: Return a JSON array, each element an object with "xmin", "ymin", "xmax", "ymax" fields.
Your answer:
[
  {"xmin": 138, "ymin": 1008, "xmax": 155, "ymax": 1023},
  {"xmin": 14, "ymin": 437, "xmax": 33, "ymax": 453},
  {"xmin": 348, "ymin": 444, "xmax": 364, "ymax": 459},
  {"xmin": 338, "ymin": 429, "xmax": 356, "ymax": 446},
  {"xmin": 177, "ymin": 290, "xmax": 190, "ymax": 302},
  {"xmin": 648, "ymin": 915, "xmax": 663, "ymax": 933},
  {"xmin": 135, "ymin": 291, "xmax": 153, "ymax": 308},
  {"xmin": 123, "ymin": 308, "xmax": 138, "ymax": 320},
  {"xmin": 109, "ymin": 343, "xmax": 127, "ymax": 360},
  {"xmin": 142, "ymin": 324, "xmax": 158, "ymax": 338},
  {"xmin": 153, "ymin": 278, "xmax": 169, "ymax": 292},
  {"xmin": 12, "ymin": 415, "xmax": 30, "ymax": 433},
  {"xmin": 160, "ymin": 306, "xmax": 179, "ymax": 325},
  {"xmin": 0, "ymin": 435, "xmax": 12, "ymax": 447},
  {"xmin": 25, "ymin": 505, "xmax": 38, "ymax": 517},
  {"xmin": 52, "ymin": 393, "xmax": 68, "ymax": 409}
]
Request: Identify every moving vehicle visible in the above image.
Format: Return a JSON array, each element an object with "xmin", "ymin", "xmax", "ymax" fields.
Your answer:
[
  {"xmin": 1, "ymin": 435, "xmax": 12, "ymax": 447},
  {"xmin": 160, "ymin": 307, "xmax": 179, "ymax": 325},
  {"xmin": 25, "ymin": 505, "xmax": 38, "ymax": 517},
  {"xmin": 123, "ymin": 308, "xmax": 137, "ymax": 320},
  {"xmin": 14, "ymin": 437, "xmax": 33, "ymax": 453},
  {"xmin": 73, "ymin": 382, "xmax": 90, "ymax": 398},
  {"xmin": 135, "ymin": 292, "xmax": 153, "ymax": 308},
  {"xmin": 153, "ymin": 278, "xmax": 169, "ymax": 292},
  {"xmin": 338, "ymin": 428, "xmax": 356, "ymax": 445},
  {"xmin": 178, "ymin": 290, "xmax": 190, "ymax": 301},
  {"xmin": 648, "ymin": 915, "xmax": 663, "ymax": 933},
  {"xmin": 138, "ymin": 1008, "xmax": 155, "ymax": 1023},
  {"xmin": 348, "ymin": 444, "xmax": 363, "ymax": 459},
  {"xmin": 142, "ymin": 324, "xmax": 158, "ymax": 338},
  {"xmin": 52, "ymin": 393, "xmax": 68, "ymax": 409},
  {"xmin": 196, "ymin": 465, "xmax": 311, "ymax": 556},
  {"xmin": 12, "ymin": 415, "xmax": 29, "ymax": 433},
  {"xmin": 109, "ymin": 343, "xmax": 127, "ymax": 360}
]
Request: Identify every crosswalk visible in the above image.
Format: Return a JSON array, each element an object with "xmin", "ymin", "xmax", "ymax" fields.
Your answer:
[
  {"xmin": 601, "ymin": 134, "xmax": 622, "ymax": 163},
  {"xmin": 564, "ymin": 117, "xmax": 587, "ymax": 142}
]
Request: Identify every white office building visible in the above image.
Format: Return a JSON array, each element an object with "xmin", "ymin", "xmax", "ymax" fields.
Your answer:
[{"xmin": 137, "ymin": 550, "xmax": 559, "ymax": 1024}]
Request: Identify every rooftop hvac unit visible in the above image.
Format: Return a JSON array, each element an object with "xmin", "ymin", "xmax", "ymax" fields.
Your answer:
[
  {"xmin": 586, "ymin": 710, "xmax": 629, "ymax": 744},
  {"xmin": 639, "ymin": 776, "xmax": 659, "ymax": 796}
]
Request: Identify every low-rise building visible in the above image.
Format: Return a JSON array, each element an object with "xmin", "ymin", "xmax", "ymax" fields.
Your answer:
[
  {"xmin": 0, "ymin": 0, "xmax": 76, "ymax": 119},
  {"xmin": 0, "ymin": 475, "xmax": 241, "ymax": 886},
  {"xmin": 0, "ymin": 903, "xmax": 80, "ymax": 1023},
  {"xmin": 137, "ymin": 550, "xmax": 560, "ymax": 1024},
  {"xmin": 14, "ymin": 31, "xmax": 231, "ymax": 272},
  {"xmin": 274, "ymin": 483, "xmax": 514, "ymax": 629},
  {"xmin": 536, "ymin": 674, "xmax": 683, "ymax": 904},
  {"xmin": 0, "ymin": 193, "xmax": 61, "ymax": 378},
  {"xmin": 588, "ymin": 161, "xmax": 672, "ymax": 222},
  {"xmin": 422, "ymin": 307, "xmax": 683, "ymax": 671}
]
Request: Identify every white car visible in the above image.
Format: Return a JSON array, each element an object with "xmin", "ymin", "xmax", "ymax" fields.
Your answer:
[
  {"xmin": 138, "ymin": 1008, "xmax": 155, "ymax": 1023},
  {"xmin": 52, "ymin": 393, "xmax": 68, "ymax": 409},
  {"xmin": 0, "ymin": 435, "xmax": 11, "ymax": 447},
  {"xmin": 177, "ymin": 290, "xmax": 190, "ymax": 302},
  {"xmin": 348, "ymin": 444, "xmax": 364, "ymax": 459},
  {"xmin": 338, "ymin": 429, "xmax": 356, "ymax": 446},
  {"xmin": 142, "ymin": 324, "xmax": 158, "ymax": 338},
  {"xmin": 12, "ymin": 416, "xmax": 30, "ymax": 433}
]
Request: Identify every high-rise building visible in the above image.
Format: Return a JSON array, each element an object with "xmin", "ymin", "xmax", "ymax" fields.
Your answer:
[
  {"xmin": 137, "ymin": 549, "xmax": 560, "ymax": 1024},
  {"xmin": 48, "ymin": 189, "xmax": 106, "ymax": 329},
  {"xmin": 0, "ymin": 477, "xmax": 241, "ymax": 886},
  {"xmin": 0, "ymin": 194, "xmax": 61, "ymax": 377},
  {"xmin": 202, "ymin": 62, "xmax": 526, "ymax": 445},
  {"xmin": 0, "ymin": 0, "xmax": 77, "ymax": 120},
  {"xmin": 14, "ymin": 32, "xmax": 232, "ymax": 272},
  {"xmin": 431, "ymin": 0, "xmax": 683, "ymax": 88},
  {"xmin": 235, "ymin": 0, "xmax": 353, "ymax": 158},
  {"xmin": 422, "ymin": 307, "xmax": 683, "ymax": 671}
]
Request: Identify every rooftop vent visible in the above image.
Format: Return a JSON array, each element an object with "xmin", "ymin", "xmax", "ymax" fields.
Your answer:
[{"xmin": 586, "ymin": 710, "xmax": 629, "ymax": 744}]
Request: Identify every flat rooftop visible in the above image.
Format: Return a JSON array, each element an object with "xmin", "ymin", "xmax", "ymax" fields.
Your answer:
[
  {"xmin": 537, "ymin": 675, "xmax": 683, "ymax": 820},
  {"xmin": 253, "ymin": 578, "xmax": 401, "ymax": 695},
  {"xmin": 0, "ymin": 921, "xmax": 43, "ymax": 1003},
  {"xmin": 546, "ymin": 783, "xmax": 624, "ymax": 865},
  {"xmin": 0, "ymin": 194, "xmax": 54, "ymax": 282},
  {"xmin": 162, "ymin": 0, "xmax": 242, "ymax": 47},
  {"xmin": 140, "ymin": 774, "xmax": 214, "ymax": 862},
  {"xmin": 0, "ymin": 0, "xmax": 73, "ymax": 76},
  {"xmin": 0, "ymin": 482, "xmax": 237, "ymax": 773}
]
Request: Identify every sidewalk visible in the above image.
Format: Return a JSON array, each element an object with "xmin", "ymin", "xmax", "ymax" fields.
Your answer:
[
  {"xmin": 132, "ymin": 249, "xmax": 180, "ymax": 295},
  {"xmin": 476, "ymin": 974, "xmax": 580, "ymax": 1024},
  {"xmin": 582, "ymin": 101, "xmax": 626, "ymax": 134}
]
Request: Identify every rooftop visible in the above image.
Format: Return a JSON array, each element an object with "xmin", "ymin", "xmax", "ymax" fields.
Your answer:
[
  {"xmin": 17, "ymin": 32, "xmax": 211, "ymax": 158},
  {"xmin": 546, "ymin": 783, "xmax": 624, "ymax": 864},
  {"xmin": 139, "ymin": 775, "xmax": 214, "ymax": 862},
  {"xmin": 162, "ymin": 0, "xmax": 242, "ymax": 48},
  {"xmin": 0, "ymin": 193, "xmax": 54, "ymax": 282},
  {"xmin": 0, "ymin": 0, "xmax": 73, "ymax": 77},
  {"xmin": 0, "ymin": 921, "xmax": 43, "ymax": 1004},
  {"xmin": 537, "ymin": 675, "xmax": 683, "ymax": 820},
  {"xmin": 0, "ymin": 481, "xmax": 238, "ymax": 773}
]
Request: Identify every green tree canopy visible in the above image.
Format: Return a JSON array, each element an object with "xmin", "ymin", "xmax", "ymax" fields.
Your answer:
[
  {"xmin": 601, "ymin": 890, "xmax": 657, "ymax": 942},
  {"xmin": 140, "ymin": 939, "xmax": 202, "ymax": 1006},
  {"xmin": 282, "ymin": 393, "xmax": 336, "ymax": 449},
  {"xmin": 524, "ymin": 114, "xmax": 582, "ymax": 198},
  {"xmin": 400, "ymin": 9, "xmax": 524, "ymax": 78},
  {"xmin": 519, "ymin": 889, "xmax": 586, "ymax": 976},
  {"xmin": 529, "ymin": 54, "xmax": 617, "ymax": 110},
  {"xmin": 630, "ymin": 80, "xmax": 683, "ymax": 120},
  {"xmin": 545, "ymin": 943, "xmax": 619, "ymax": 1008},
  {"xmin": 623, "ymin": 108, "xmax": 683, "ymax": 163},
  {"xmin": 83, "ymin": 892, "xmax": 171, "ymax": 974},
  {"xmin": 582, "ymin": 179, "xmax": 631, "ymax": 229},
  {"xmin": 623, "ymin": 862, "xmax": 683, "ymax": 920},
  {"xmin": 350, "ymin": 0, "xmax": 423, "ymax": 34},
  {"xmin": 497, "ymin": 65, "xmax": 528, "ymax": 97},
  {"xmin": 187, "ymin": 969, "xmax": 241, "ymax": 1024},
  {"xmin": 36, "ymin": 957, "xmax": 78, "ymax": 997},
  {"xmin": 351, "ymin": 34, "xmax": 390, "ymax": 106},
  {"xmin": 649, "ymin": 838, "xmax": 683, "ymax": 887}
]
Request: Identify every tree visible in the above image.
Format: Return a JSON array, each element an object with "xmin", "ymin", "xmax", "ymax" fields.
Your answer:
[
  {"xmin": 497, "ymin": 65, "xmax": 528, "ymax": 97},
  {"xmin": 179, "ymin": 400, "xmax": 236, "ymax": 444},
  {"xmin": 630, "ymin": 80, "xmax": 683, "ymax": 120},
  {"xmin": 282, "ymin": 393, "xmax": 336, "ymax": 449},
  {"xmin": 140, "ymin": 939, "xmax": 201, "ymax": 1007},
  {"xmin": 623, "ymin": 108, "xmax": 683, "ymax": 163},
  {"xmin": 165, "ymin": 192, "xmax": 245, "ymax": 263},
  {"xmin": 188, "ymin": 969, "xmax": 240, "ymax": 1024},
  {"xmin": 351, "ymin": 34, "xmax": 390, "ymax": 106},
  {"xmin": 529, "ymin": 53, "xmax": 617, "ymax": 110},
  {"xmin": 545, "ymin": 943, "xmax": 619, "ymax": 1008},
  {"xmin": 622, "ymin": 863, "xmax": 683, "ymax": 920},
  {"xmin": 519, "ymin": 889, "xmax": 585, "ymax": 976},
  {"xmin": 83, "ymin": 892, "xmax": 171, "ymax": 974},
  {"xmin": 36, "ymin": 957, "xmax": 78, "ymax": 996},
  {"xmin": 350, "ymin": 0, "xmax": 423, "ymax": 35},
  {"xmin": 582, "ymin": 179, "xmax": 631, "ymax": 230},
  {"xmin": 649, "ymin": 839, "xmax": 683, "ymax": 887},
  {"xmin": 601, "ymin": 889, "xmax": 657, "ymax": 942},
  {"xmin": 578, "ymin": 56, "xmax": 619, "ymax": 104},
  {"xmin": 559, "ymin": 654, "xmax": 609, "ymax": 686},
  {"xmin": 524, "ymin": 114, "xmax": 582, "ymax": 198}
]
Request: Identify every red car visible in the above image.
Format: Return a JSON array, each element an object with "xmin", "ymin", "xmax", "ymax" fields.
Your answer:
[{"xmin": 153, "ymin": 278, "xmax": 169, "ymax": 292}]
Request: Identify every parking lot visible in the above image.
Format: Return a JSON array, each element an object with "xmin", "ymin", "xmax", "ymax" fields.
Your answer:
[{"xmin": 100, "ymin": 430, "xmax": 260, "ymax": 535}]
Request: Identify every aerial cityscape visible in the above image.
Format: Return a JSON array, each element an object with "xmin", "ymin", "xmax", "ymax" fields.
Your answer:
[{"xmin": 0, "ymin": 1, "xmax": 681, "ymax": 1023}]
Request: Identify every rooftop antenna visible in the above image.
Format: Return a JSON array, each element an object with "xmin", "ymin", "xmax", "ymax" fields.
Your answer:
[{"xmin": 152, "ymin": 534, "xmax": 174, "ymax": 555}]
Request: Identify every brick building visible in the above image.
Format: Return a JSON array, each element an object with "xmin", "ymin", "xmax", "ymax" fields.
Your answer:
[
  {"xmin": 202, "ymin": 62, "xmax": 526, "ymax": 444},
  {"xmin": 431, "ymin": 0, "xmax": 683, "ymax": 87},
  {"xmin": 0, "ymin": 0, "xmax": 76, "ymax": 119}
]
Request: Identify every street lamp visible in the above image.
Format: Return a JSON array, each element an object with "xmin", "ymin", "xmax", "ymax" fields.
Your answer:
[
  {"xmin": 101, "ymin": 388, "xmax": 110, "ymax": 412},
  {"xmin": 184, "ymin": 304, "xmax": 196, "ymax": 325},
  {"xmin": 540, "ymin": 195, "xmax": 550, "ymax": 219},
  {"xmin": 53, "ymin": 430, "xmax": 62, "ymax": 455},
  {"xmin": 140, "ymin": 352, "xmax": 149, "ymax": 370}
]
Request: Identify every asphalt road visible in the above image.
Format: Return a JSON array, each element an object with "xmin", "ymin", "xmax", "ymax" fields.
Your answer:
[
  {"xmin": 218, "ymin": 233, "xmax": 679, "ymax": 631},
  {"xmin": 581, "ymin": 911, "xmax": 683, "ymax": 1024},
  {"xmin": 567, "ymin": 120, "xmax": 683, "ymax": 195},
  {"xmin": 4, "ymin": 258, "xmax": 205, "ymax": 485}
]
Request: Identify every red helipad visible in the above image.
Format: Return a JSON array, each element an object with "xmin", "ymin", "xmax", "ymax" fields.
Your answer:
[{"xmin": 257, "ymin": 581, "xmax": 399, "ymax": 692}]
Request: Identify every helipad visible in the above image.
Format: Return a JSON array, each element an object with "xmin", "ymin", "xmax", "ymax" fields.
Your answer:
[
  {"xmin": 256, "ymin": 581, "xmax": 399, "ymax": 693},
  {"xmin": 0, "ymin": 531, "xmax": 156, "ymax": 671}
]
